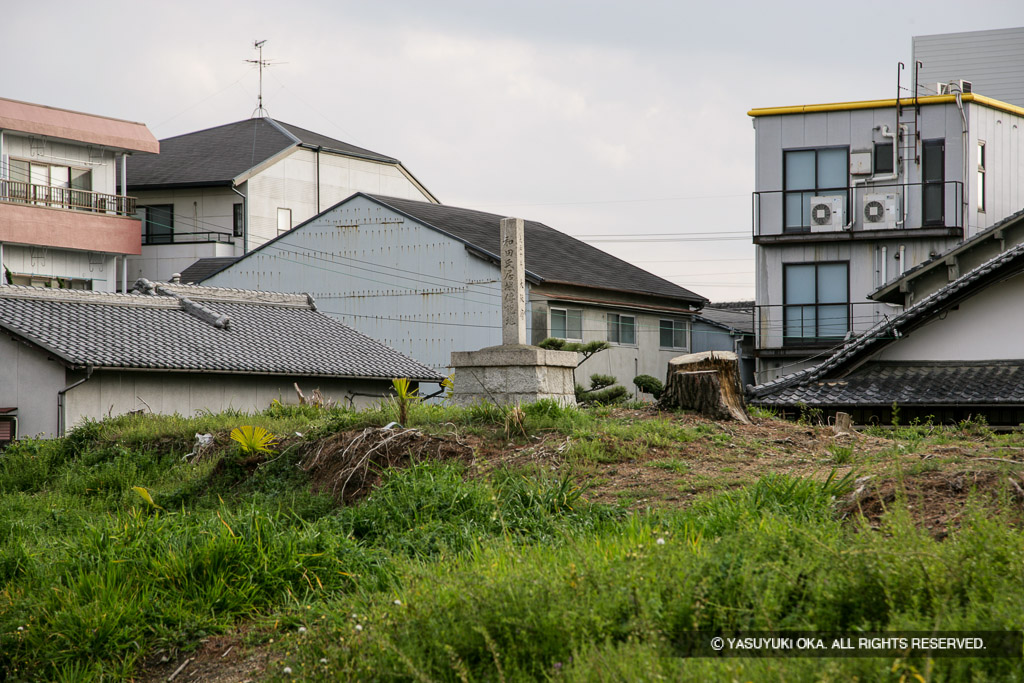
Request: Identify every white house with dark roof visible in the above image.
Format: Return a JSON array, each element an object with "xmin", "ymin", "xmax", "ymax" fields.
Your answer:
[
  {"xmin": 750, "ymin": 208, "xmax": 1024, "ymax": 426},
  {"xmin": 0, "ymin": 280, "xmax": 440, "ymax": 442},
  {"xmin": 197, "ymin": 193, "xmax": 709, "ymax": 395},
  {"xmin": 125, "ymin": 117, "xmax": 437, "ymax": 282}
]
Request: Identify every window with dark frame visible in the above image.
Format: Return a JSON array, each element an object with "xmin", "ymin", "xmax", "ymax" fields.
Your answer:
[
  {"xmin": 874, "ymin": 142, "xmax": 894, "ymax": 175},
  {"xmin": 141, "ymin": 204, "xmax": 173, "ymax": 244},
  {"xmin": 233, "ymin": 203, "xmax": 244, "ymax": 237},
  {"xmin": 550, "ymin": 307, "xmax": 583, "ymax": 341},
  {"xmin": 607, "ymin": 313, "xmax": 636, "ymax": 345},
  {"xmin": 659, "ymin": 319, "xmax": 688, "ymax": 350},
  {"xmin": 783, "ymin": 147, "xmax": 849, "ymax": 232},
  {"xmin": 922, "ymin": 139, "xmax": 945, "ymax": 226},
  {"xmin": 783, "ymin": 262, "xmax": 849, "ymax": 343}
]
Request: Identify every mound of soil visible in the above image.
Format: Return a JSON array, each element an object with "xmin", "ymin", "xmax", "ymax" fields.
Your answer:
[
  {"xmin": 301, "ymin": 426, "xmax": 474, "ymax": 503},
  {"xmin": 840, "ymin": 470, "xmax": 1024, "ymax": 538}
]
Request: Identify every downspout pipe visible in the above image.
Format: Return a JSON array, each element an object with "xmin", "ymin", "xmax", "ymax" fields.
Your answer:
[
  {"xmin": 955, "ymin": 91, "xmax": 969, "ymax": 234},
  {"xmin": 231, "ymin": 185, "xmax": 248, "ymax": 254},
  {"xmin": 315, "ymin": 146, "xmax": 321, "ymax": 214},
  {"xmin": 57, "ymin": 365, "xmax": 94, "ymax": 437}
]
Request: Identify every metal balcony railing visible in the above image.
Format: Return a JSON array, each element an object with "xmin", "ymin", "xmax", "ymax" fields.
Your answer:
[
  {"xmin": 0, "ymin": 178, "xmax": 137, "ymax": 216},
  {"xmin": 752, "ymin": 180, "xmax": 964, "ymax": 238},
  {"xmin": 754, "ymin": 301, "xmax": 899, "ymax": 351},
  {"xmin": 142, "ymin": 229, "xmax": 235, "ymax": 246}
]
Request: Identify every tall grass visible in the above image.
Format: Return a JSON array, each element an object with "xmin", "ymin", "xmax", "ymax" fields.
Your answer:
[
  {"xmin": 279, "ymin": 489, "xmax": 1024, "ymax": 682},
  {"xmin": 3, "ymin": 404, "xmax": 1023, "ymax": 681}
]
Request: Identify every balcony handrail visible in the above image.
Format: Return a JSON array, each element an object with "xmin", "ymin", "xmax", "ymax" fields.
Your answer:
[
  {"xmin": 753, "ymin": 300, "xmax": 897, "ymax": 350},
  {"xmin": 752, "ymin": 179, "xmax": 964, "ymax": 237},
  {"xmin": 0, "ymin": 178, "xmax": 137, "ymax": 217},
  {"xmin": 142, "ymin": 229, "xmax": 235, "ymax": 246}
]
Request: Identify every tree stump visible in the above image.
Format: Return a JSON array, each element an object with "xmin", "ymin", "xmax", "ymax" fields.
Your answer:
[
  {"xmin": 833, "ymin": 411, "xmax": 853, "ymax": 436},
  {"xmin": 660, "ymin": 351, "xmax": 750, "ymax": 423}
]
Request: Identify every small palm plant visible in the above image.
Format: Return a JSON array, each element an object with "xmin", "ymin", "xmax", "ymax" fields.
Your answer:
[
  {"xmin": 391, "ymin": 378, "xmax": 419, "ymax": 425},
  {"xmin": 230, "ymin": 425, "xmax": 278, "ymax": 455}
]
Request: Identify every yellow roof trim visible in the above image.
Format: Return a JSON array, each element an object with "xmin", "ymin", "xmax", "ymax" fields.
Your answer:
[{"xmin": 748, "ymin": 93, "xmax": 1024, "ymax": 119}]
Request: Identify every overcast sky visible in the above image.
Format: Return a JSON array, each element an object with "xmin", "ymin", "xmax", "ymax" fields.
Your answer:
[{"xmin": 7, "ymin": 2, "xmax": 1024, "ymax": 301}]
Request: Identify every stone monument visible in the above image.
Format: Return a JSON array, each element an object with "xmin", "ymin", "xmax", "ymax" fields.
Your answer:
[{"xmin": 450, "ymin": 217, "xmax": 578, "ymax": 407}]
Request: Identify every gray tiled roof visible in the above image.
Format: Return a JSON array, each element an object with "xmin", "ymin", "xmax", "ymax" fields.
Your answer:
[
  {"xmin": 179, "ymin": 258, "xmax": 240, "ymax": 284},
  {"xmin": 0, "ymin": 283, "xmax": 441, "ymax": 381},
  {"xmin": 756, "ymin": 362, "xmax": 1024, "ymax": 406},
  {"xmin": 751, "ymin": 241, "xmax": 1024, "ymax": 403},
  {"xmin": 364, "ymin": 195, "xmax": 707, "ymax": 304},
  {"xmin": 697, "ymin": 303, "xmax": 754, "ymax": 334},
  {"xmin": 127, "ymin": 118, "xmax": 397, "ymax": 190},
  {"xmin": 870, "ymin": 206, "xmax": 1024, "ymax": 301}
]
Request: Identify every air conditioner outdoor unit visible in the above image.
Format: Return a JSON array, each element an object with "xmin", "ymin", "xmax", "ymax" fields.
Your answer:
[
  {"xmin": 809, "ymin": 196, "xmax": 845, "ymax": 232},
  {"xmin": 863, "ymin": 193, "xmax": 898, "ymax": 230},
  {"xmin": 937, "ymin": 80, "xmax": 972, "ymax": 95}
]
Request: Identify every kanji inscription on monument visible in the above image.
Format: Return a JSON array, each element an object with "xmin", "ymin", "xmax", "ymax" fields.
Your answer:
[{"xmin": 500, "ymin": 217, "xmax": 526, "ymax": 345}]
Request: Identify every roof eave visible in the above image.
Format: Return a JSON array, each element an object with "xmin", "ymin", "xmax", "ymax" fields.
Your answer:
[
  {"xmin": 232, "ymin": 143, "xmax": 301, "ymax": 186},
  {"xmin": 82, "ymin": 365, "xmax": 443, "ymax": 382},
  {"xmin": 540, "ymin": 278, "xmax": 707, "ymax": 307},
  {"xmin": 129, "ymin": 180, "xmax": 234, "ymax": 192},
  {"xmin": 749, "ymin": 93, "xmax": 1024, "ymax": 119}
]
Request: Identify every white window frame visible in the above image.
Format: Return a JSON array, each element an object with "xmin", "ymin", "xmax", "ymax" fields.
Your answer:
[
  {"xmin": 550, "ymin": 306, "xmax": 583, "ymax": 342},
  {"xmin": 978, "ymin": 141, "xmax": 986, "ymax": 212},
  {"xmin": 607, "ymin": 313, "xmax": 637, "ymax": 346},
  {"xmin": 277, "ymin": 207, "xmax": 292, "ymax": 235},
  {"xmin": 659, "ymin": 318, "xmax": 690, "ymax": 351}
]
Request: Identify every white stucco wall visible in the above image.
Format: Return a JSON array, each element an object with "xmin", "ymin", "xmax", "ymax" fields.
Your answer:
[
  {"xmin": 63, "ymin": 371, "xmax": 393, "ymax": 430},
  {"xmin": 245, "ymin": 148, "xmax": 432, "ymax": 249},
  {"xmin": 877, "ymin": 272, "xmax": 1024, "ymax": 362},
  {"xmin": 0, "ymin": 334, "xmax": 66, "ymax": 438},
  {"xmin": 128, "ymin": 241, "xmax": 237, "ymax": 283},
  {"xmin": 530, "ymin": 299, "xmax": 696, "ymax": 395},
  {"xmin": 2, "ymin": 244, "xmax": 119, "ymax": 292}
]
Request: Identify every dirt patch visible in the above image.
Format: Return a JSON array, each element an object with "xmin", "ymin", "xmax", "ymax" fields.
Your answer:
[
  {"xmin": 301, "ymin": 426, "xmax": 474, "ymax": 503},
  {"xmin": 839, "ymin": 469, "xmax": 1024, "ymax": 537},
  {"xmin": 138, "ymin": 634, "xmax": 270, "ymax": 683}
]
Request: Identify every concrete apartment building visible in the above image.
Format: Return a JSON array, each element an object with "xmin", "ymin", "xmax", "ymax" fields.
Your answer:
[
  {"xmin": 0, "ymin": 97, "xmax": 158, "ymax": 291},
  {"xmin": 750, "ymin": 91, "xmax": 1024, "ymax": 384}
]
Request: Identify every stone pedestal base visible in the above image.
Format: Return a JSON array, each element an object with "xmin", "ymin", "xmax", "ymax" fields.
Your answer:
[{"xmin": 450, "ymin": 344, "xmax": 577, "ymax": 407}]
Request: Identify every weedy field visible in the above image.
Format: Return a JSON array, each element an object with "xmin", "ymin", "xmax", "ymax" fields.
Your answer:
[{"xmin": 1, "ymin": 399, "xmax": 1023, "ymax": 681}]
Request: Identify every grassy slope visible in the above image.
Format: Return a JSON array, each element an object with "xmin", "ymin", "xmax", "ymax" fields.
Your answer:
[{"xmin": 0, "ymin": 402, "xmax": 1022, "ymax": 681}]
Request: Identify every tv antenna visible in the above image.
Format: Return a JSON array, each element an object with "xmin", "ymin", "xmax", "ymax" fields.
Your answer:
[{"xmin": 245, "ymin": 40, "xmax": 284, "ymax": 118}]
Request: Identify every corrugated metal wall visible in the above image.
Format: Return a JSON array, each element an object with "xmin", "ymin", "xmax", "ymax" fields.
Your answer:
[
  {"xmin": 914, "ymin": 28, "xmax": 1024, "ymax": 107},
  {"xmin": 204, "ymin": 195, "xmax": 513, "ymax": 375}
]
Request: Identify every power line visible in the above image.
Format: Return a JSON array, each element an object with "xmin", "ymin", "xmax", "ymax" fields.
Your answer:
[{"xmin": 464, "ymin": 192, "xmax": 749, "ymax": 208}]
